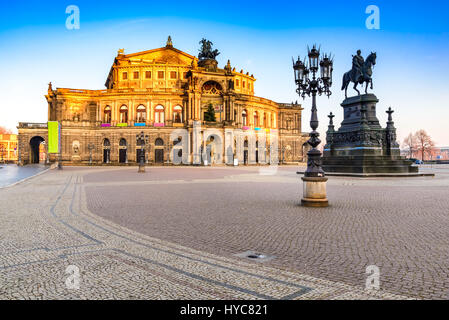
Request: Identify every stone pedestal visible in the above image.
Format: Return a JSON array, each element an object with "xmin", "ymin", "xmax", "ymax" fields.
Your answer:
[
  {"xmin": 323, "ymin": 94, "xmax": 417, "ymax": 175},
  {"xmin": 338, "ymin": 94, "xmax": 381, "ymax": 133},
  {"xmin": 71, "ymin": 155, "xmax": 81, "ymax": 163},
  {"xmin": 198, "ymin": 59, "xmax": 218, "ymax": 72},
  {"xmin": 301, "ymin": 177, "xmax": 329, "ymax": 207}
]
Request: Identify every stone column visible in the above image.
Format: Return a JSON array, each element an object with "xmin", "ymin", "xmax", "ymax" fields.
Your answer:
[
  {"xmin": 192, "ymin": 121, "xmax": 202, "ymax": 164},
  {"xmin": 194, "ymin": 94, "xmax": 201, "ymax": 120},
  {"xmin": 187, "ymin": 94, "xmax": 193, "ymax": 120},
  {"xmin": 150, "ymin": 101, "xmax": 154, "ymax": 124},
  {"xmin": 167, "ymin": 100, "xmax": 172, "ymax": 124},
  {"xmin": 183, "ymin": 100, "xmax": 187, "ymax": 124},
  {"xmin": 129, "ymin": 99, "xmax": 134, "ymax": 125},
  {"xmin": 146, "ymin": 100, "xmax": 151, "ymax": 125},
  {"xmin": 112, "ymin": 101, "xmax": 117, "ymax": 125},
  {"xmin": 97, "ymin": 103, "xmax": 101, "ymax": 123}
]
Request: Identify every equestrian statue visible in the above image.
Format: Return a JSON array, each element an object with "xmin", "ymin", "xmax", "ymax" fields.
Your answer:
[
  {"xmin": 198, "ymin": 38, "xmax": 220, "ymax": 61},
  {"xmin": 341, "ymin": 50, "xmax": 377, "ymax": 98}
]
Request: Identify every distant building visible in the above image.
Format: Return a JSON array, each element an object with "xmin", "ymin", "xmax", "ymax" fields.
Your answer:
[
  {"xmin": 0, "ymin": 134, "xmax": 18, "ymax": 163},
  {"xmin": 431, "ymin": 147, "xmax": 449, "ymax": 160},
  {"xmin": 17, "ymin": 38, "xmax": 308, "ymax": 165},
  {"xmin": 442, "ymin": 147, "xmax": 449, "ymax": 160}
]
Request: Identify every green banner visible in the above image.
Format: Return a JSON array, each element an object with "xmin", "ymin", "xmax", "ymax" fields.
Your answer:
[{"xmin": 48, "ymin": 121, "xmax": 59, "ymax": 154}]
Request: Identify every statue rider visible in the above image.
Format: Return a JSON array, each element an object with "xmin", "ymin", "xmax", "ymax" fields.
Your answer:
[
  {"xmin": 199, "ymin": 38, "xmax": 220, "ymax": 61},
  {"xmin": 352, "ymin": 50, "xmax": 364, "ymax": 83}
]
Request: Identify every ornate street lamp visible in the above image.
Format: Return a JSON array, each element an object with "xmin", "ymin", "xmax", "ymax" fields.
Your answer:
[
  {"xmin": 293, "ymin": 45, "xmax": 333, "ymax": 207},
  {"xmin": 136, "ymin": 131, "xmax": 149, "ymax": 173},
  {"xmin": 281, "ymin": 146, "xmax": 286, "ymax": 164},
  {"xmin": 58, "ymin": 137, "xmax": 63, "ymax": 170}
]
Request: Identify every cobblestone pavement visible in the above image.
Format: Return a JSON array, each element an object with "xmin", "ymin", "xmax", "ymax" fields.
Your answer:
[
  {"xmin": 85, "ymin": 165, "xmax": 449, "ymax": 299},
  {"xmin": 3, "ymin": 165, "xmax": 447, "ymax": 300},
  {"xmin": 0, "ymin": 164, "xmax": 49, "ymax": 188}
]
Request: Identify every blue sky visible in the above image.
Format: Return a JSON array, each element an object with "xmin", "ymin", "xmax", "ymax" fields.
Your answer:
[{"xmin": 0, "ymin": 0, "xmax": 448, "ymax": 145}]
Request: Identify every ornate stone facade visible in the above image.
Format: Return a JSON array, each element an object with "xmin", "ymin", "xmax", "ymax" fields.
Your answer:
[{"xmin": 18, "ymin": 38, "xmax": 308, "ymax": 165}]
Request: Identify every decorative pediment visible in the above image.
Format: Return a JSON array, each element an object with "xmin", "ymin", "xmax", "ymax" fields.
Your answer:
[{"xmin": 123, "ymin": 47, "xmax": 196, "ymax": 66}]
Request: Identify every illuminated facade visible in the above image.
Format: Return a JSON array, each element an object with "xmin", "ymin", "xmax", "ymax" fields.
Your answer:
[
  {"xmin": 17, "ymin": 38, "xmax": 308, "ymax": 165},
  {"xmin": 0, "ymin": 134, "xmax": 18, "ymax": 163}
]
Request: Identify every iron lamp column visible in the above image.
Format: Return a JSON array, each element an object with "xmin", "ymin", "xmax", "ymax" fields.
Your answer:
[
  {"xmin": 293, "ymin": 45, "xmax": 333, "ymax": 207},
  {"xmin": 281, "ymin": 146, "xmax": 286, "ymax": 164},
  {"xmin": 136, "ymin": 132, "xmax": 149, "ymax": 173}
]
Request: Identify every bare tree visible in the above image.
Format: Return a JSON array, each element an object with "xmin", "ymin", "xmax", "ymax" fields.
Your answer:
[
  {"xmin": 402, "ymin": 133, "xmax": 417, "ymax": 158},
  {"xmin": 0, "ymin": 126, "xmax": 13, "ymax": 134},
  {"xmin": 414, "ymin": 130, "xmax": 435, "ymax": 161}
]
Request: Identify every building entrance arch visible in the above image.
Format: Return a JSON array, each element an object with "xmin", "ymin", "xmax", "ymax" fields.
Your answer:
[
  {"xmin": 29, "ymin": 136, "xmax": 45, "ymax": 164},
  {"xmin": 103, "ymin": 138, "xmax": 111, "ymax": 163},
  {"xmin": 154, "ymin": 138, "xmax": 164, "ymax": 163},
  {"xmin": 119, "ymin": 138, "xmax": 127, "ymax": 163}
]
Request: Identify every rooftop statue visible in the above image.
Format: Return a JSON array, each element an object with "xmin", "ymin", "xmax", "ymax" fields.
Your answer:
[
  {"xmin": 198, "ymin": 38, "xmax": 220, "ymax": 61},
  {"xmin": 166, "ymin": 35, "xmax": 173, "ymax": 47},
  {"xmin": 341, "ymin": 50, "xmax": 377, "ymax": 98}
]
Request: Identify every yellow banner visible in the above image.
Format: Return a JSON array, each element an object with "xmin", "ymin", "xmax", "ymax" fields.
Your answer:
[{"xmin": 48, "ymin": 121, "xmax": 59, "ymax": 153}]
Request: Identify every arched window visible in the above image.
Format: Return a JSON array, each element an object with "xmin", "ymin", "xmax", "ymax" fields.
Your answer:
[
  {"xmin": 155, "ymin": 105, "xmax": 165, "ymax": 124},
  {"xmin": 263, "ymin": 113, "xmax": 267, "ymax": 127},
  {"xmin": 120, "ymin": 105, "xmax": 128, "ymax": 123},
  {"xmin": 173, "ymin": 105, "xmax": 183, "ymax": 123},
  {"xmin": 155, "ymin": 138, "xmax": 164, "ymax": 146},
  {"xmin": 254, "ymin": 111, "xmax": 259, "ymax": 127},
  {"xmin": 104, "ymin": 106, "xmax": 111, "ymax": 123},
  {"xmin": 242, "ymin": 109, "xmax": 247, "ymax": 126},
  {"xmin": 136, "ymin": 105, "xmax": 146, "ymax": 123},
  {"xmin": 103, "ymin": 138, "xmax": 111, "ymax": 163},
  {"xmin": 119, "ymin": 138, "xmax": 127, "ymax": 147},
  {"xmin": 202, "ymin": 81, "xmax": 222, "ymax": 95}
]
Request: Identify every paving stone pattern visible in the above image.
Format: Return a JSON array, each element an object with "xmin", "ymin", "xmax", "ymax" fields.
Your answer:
[{"xmin": 3, "ymin": 165, "xmax": 446, "ymax": 299}]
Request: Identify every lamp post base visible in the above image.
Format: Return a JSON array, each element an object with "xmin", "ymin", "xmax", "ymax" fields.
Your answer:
[{"xmin": 301, "ymin": 177, "xmax": 329, "ymax": 207}]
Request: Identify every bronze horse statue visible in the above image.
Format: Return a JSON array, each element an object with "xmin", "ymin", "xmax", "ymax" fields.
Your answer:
[
  {"xmin": 198, "ymin": 38, "xmax": 220, "ymax": 60},
  {"xmin": 342, "ymin": 52, "xmax": 377, "ymax": 98}
]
